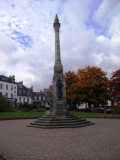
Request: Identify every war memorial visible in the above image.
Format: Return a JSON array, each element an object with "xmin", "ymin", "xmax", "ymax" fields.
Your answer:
[
  {"xmin": 27, "ymin": 15, "xmax": 94, "ymax": 128},
  {"xmin": 1, "ymin": 15, "xmax": 120, "ymax": 160}
]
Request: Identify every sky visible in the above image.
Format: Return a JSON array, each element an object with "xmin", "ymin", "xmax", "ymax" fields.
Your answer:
[{"xmin": 0, "ymin": 0, "xmax": 120, "ymax": 91}]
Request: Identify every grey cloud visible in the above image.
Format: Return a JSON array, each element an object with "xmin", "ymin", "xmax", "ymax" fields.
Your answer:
[
  {"xmin": 0, "ymin": 32, "xmax": 18, "ymax": 53},
  {"xmin": 93, "ymin": 0, "xmax": 120, "ymax": 27},
  {"xmin": 0, "ymin": 0, "xmax": 120, "ymax": 91}
]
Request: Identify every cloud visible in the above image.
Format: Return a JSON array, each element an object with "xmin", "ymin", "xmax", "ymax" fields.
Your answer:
[
  {"xmin": 93, "ymin": 0, "xmax": 120, "ymax": 27},
  {"xmin": 0, "ymin": 0, "xmax": 120, "ymax": 91}
]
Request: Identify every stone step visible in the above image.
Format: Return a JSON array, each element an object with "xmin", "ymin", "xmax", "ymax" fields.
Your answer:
[
  {"xmin": 44, "ymin": 112, "xmax": 77, "ymax": 116},
  {"xmin": 42, "ymin": 114, "xmax": 79, "ymax": 118},
  {"xmin": 38, "ymin": 118, "xmax": 81, "ymax": 122},
  {"xmin": 39, "ymin": 114, "xmax": 80, "ymax": 119},
  {"xmin": 34, "ymin": 118, "xmax": 86, "ymax": 123},
  {"xmin": 27, "ymin": 122, "xmax": 94, "ymax": 129},
  {"xmin": 46, "ymin": 112, "xmax": 74, "ymax": 116},
  {"xmin": 30, "ymin": 120, "xmax": 90, "ymax": 126},
  {"xmin": 27, "ymin": 112, "xmax": 95, "ymax": 129}
]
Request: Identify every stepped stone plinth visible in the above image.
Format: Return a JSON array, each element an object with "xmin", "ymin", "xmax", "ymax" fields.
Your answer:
[{"xmin": 27, "ymin": 111, "xmax": 94, "ymax": 129}]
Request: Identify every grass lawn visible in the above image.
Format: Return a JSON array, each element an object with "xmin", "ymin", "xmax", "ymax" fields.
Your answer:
[
  {"xmin": 0, "ymin": 111, "xmax": 45, "ymax": 118},
  {"xmin": 71, "ymin": 111, "xmax": 105, "ymax": 118},
  {"xmin": 0, "ymin": 111, "xmax": 116, "ymax": 119}
]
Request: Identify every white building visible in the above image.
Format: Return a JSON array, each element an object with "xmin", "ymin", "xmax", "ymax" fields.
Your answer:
[
  {"xmin": 0, "ymin": 75, "xmax": 33, "ymax": 106},
  {"xmin": 0, "ymin": 75, "xmax": 17, "ymax": 106}
]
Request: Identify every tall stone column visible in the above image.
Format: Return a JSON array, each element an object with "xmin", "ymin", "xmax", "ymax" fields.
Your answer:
[
  {"xmin": 52, "ymin": 15, "xmax": 66, "ymax": 116},
  {"xmin": 54, "ymin": 15, "xmax": 61, "ymax": 64}
]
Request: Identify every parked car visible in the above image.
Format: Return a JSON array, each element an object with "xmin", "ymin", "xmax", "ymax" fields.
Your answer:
[
  {"xmin": 95, "ymin": 107, "xmax": 104, "ymax": 113},
  {"xmin": 106, "ymin": 108, "xmax": 111, "ymax": 114},
  {"xmin": 91, "ymin": 107, "xmax": 111, "ymax": 113}
]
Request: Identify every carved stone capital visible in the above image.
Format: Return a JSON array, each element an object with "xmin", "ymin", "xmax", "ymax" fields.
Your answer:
[{"xmin": 55, "ymin": 67, "xmax": 62, "ymax": 73}]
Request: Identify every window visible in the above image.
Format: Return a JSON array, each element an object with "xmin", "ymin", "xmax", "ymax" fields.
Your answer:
[
  {"xmin": 34, "ymin": 96, "xmax": 36, "ymax": 100},
  {"xmin": 27, "ymin": 98, "xmax": 29, "ymax": 103},
  {"xmin": 2, "ymin": 77, "xmax": 5, "ymax": 81},
  {"xmin": 43, "ymin": 96, "xmax": 45, "ymax": 100},
  {"xmin": 0, "ymin": 84, "xmax": 3, "ymax": 89},
  {"xmin": 11, "ymin": 86, "xmax": 13, "ymax": 91},
  {"xmin": 23, "ymin": 90, "xmax": 25, "ymax": 95},
  {"xmin": 19, "ymin": 90, "xmax": 21, "ymax": 94},
  {"xmin": 39, "ymin": 96, "xmax": 41, "ymax": 100},
  {"xmin": 47, "ymin": 96, "xmax": 50, "ymax": 100},
  {"xmin": 14, "ymin": 95, "xmax": 16, "ymax": 98},
  {"xmin": 11, "ymin": 93, "xmax": 13, "ymax": 98},
  {"xmin": 19, "ymin": 97, "xmax": 21, "ymax": 103},
  {"xmin": 14, "ymin": 86, "xmax": 16, "ymax": 90},
  {"xmin": 12, "ymin": 79, "xmax": 15, "ymax": 82},
  {"xmin": 23, "ymin": 97, "xmax": 25, "ymax": 103},
  {"xmin": 14, "ymin": 91, "xmax": 16, "ymax": 94},
  {"xmin": 28, "ymin": 92, "xmax": 30, "ymax": 96},
  {"xmin": 6, "ymin": 93, "xmax": 8, "ymax": 98},
  {"xmin": 6, "ymin": 85, "xmax": 8, "ymax": 90}
]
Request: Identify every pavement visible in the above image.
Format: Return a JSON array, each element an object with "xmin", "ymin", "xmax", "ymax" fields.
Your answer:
[{"xmin": 0, "ymin": 118, "xmax": 120, "ymax": 160}]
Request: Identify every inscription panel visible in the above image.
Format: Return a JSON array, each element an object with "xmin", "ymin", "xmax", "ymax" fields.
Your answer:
[{"xmin": 56, "ymin": 104, "xmax": 64, "ymax": 112}]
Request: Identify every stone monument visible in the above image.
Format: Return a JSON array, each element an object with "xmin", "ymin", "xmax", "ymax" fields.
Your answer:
[
  {"xmin": 52, "ymin": 14, "xmax": 66, "ymax": 117},
  {"xmin": 27, "ymin": 15, "xmax": 95, "ymax": 128}
]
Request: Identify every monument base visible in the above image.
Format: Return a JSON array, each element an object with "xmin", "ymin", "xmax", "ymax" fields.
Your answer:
[{"xmin": 56, "ymin": 101, "xmax": 66, "ymax": 117}]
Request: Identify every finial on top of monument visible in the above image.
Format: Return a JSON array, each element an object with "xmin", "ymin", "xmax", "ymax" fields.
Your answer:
[{"xmin": 54, "ymin": 14, "xmax": 59, "ymax": 23}]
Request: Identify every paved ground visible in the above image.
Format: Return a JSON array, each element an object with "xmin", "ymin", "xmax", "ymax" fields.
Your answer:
[{"xmin": 0, "ymin": 118, "xmax": 120, "ymax": 160}]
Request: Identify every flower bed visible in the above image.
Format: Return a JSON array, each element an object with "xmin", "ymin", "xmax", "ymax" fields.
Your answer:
[{"xmin": 0, "ymin": 115, "xmax": 40, "ymax": 120}]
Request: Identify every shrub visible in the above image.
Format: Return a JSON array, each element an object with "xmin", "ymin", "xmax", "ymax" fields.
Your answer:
[
  {"xmin": 111, "ymin": 106, "xmax": 120, "ymax": 114},
  {"xmin": 18, "ymin": 103, "xmax": 38, "ymax": 111},
  {"xmin": 9, "ymin": 107, "xmax": 17, "ymax": 112},
  {"xmin": 37, "ymin": 108, "xmax": 47, "ymax": 112},
  {"xmin": 39, "ymin": 105, "xmax": 47, "ymax": 108},
  {"xmin": 32, "ymin": 104, "xmax": 38, "ymax": 109},
  {"xmin": 22, "ymin": 108, "xmax": 31, "ymax": 112},
  {"xmin": 18, "ymin": 103, "xmax": 24, "ymax": 110},
  {"xmin": 0, "ymin": 95, "xmax": 12, "ymax": 112},
  {"xmin": 23, "ymin": 103, "xmax": 32, "ymax": 110}
]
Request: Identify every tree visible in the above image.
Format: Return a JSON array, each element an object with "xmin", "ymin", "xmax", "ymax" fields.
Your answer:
[
  {"xmin": 77, "ymin": 66, "xmax": 110, "ymax": 108},
  {"xmin": 65, "ymin": 66, "xmax": 110, "ymax": 108},
  {"xmin": 109, "ymin": 69, "xmax": 120, "ymax": 103},
  {"xmin": 0, "ymin": 95, "xmax": 9, "ymax": 112},
  {"xmin": 65, "ymin": 71, "xmax": 78, "ymax": 106}
]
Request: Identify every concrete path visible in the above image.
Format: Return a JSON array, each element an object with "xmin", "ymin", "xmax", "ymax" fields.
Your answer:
[{"xmin": 0, "ymin": 118, "xmax": 120, "ymax": 160}]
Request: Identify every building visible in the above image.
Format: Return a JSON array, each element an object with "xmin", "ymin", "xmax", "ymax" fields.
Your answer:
[
  {"xmin": 33, "ymin": 91, "xmax": 52, "ymax": 108},
  {"xmin": 17, "ymin": 81, "xmax": 33, "ymax": 104},
  {"xmin": 0, "ymin": 75, "xmax": 17, "ymax": 106},
  {"xmin": 43, "ymin": 85, "xmax": 52, "ymax": 93},
  {"xmin": 0, "ymin": 75, "xmax": 53, "ymax": 107},
  {"xmin": 0, "ymin": 75, "xmax": 33, "ymax": 106}
]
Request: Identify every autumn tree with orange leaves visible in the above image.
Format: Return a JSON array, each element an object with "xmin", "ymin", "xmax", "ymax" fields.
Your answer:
[
  {"xmin": 65, "ymin": 66, "xmax": 110, "ymax": 108},
  {"xmin": 65, "ymin": 71, "xmax": 78, "ymax": 106}
]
